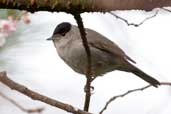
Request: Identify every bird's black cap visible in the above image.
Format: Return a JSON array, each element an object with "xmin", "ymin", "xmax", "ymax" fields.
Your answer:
[{"xmin": 53, "ymin": 22, "xmax": 71, "ymax": 36}]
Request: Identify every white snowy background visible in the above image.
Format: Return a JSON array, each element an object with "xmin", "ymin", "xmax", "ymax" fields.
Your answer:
[{"xmin": 0, "ymin": 9, "xmax": 171, "ymax": 114}]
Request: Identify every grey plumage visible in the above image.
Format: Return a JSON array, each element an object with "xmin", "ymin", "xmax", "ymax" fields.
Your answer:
[{"xmin": 47, "ymin": 22, "xmax": 160, "ymax": 87}]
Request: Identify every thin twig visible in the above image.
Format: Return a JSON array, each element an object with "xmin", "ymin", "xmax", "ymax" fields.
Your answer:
[
  {"xmin": 0, "ymin": 91, "xmax": 44, "ymax": 113},
  {"xmin": 109, "ymin": 10, "xmax": 159, "ymax": 27},
  {"xmin": 0, "ymin": 71, "xmax": 92, "ymax": 114},
  {"xmin": 73, "ymin": 14, "xmax": 92, "ymax": 112},
  {"xmin": 99, "ymin": 82, "xmax": 171, "ymax": 114},
  {"xmin": 161, "ymin": 7, "xmax": 171, "ymax": 12}
]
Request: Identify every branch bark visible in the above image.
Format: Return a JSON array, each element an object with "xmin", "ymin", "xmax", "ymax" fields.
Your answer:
[
  {"xmin": 0, "ymin": 71, "xmax": 92, "ymax": 114},
  {"xmin": 73, "ymin": 13, "xmax": 92, "ymax": 112},
  {"xmin": 0, "ymin": 0, "xmax": 171, "ymax": 13},
  {"xmin": 0, "ymin": 91, "xmax": 44, "ymax": 113},
  {"xmin": 94, "ymin": 0, "xmax": 171, "ymax": 11}
]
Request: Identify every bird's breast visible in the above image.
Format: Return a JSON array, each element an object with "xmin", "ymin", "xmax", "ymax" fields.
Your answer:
[{"xmin": 54, "ymin": 39, "xmax": 119, "ymax": 77}]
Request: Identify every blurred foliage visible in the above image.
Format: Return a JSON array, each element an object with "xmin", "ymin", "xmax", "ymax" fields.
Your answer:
[
  {"xmin": 0, "ymin": 9, "xmax": 25, "ymax": 49},
  {"xmin": 0, "ymin": 9, "xmax": 21, "ymax": 19}
]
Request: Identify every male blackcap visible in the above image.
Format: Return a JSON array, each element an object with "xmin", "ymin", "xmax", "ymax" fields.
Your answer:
[{"xmin": 47, "ymin": 22, "xmax": 160, "ymax": 87}]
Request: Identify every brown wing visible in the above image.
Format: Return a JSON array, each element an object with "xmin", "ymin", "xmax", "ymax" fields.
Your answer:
[{"xmin": 86, "ymin": 28, "xmax": 136, "ymax": 63}]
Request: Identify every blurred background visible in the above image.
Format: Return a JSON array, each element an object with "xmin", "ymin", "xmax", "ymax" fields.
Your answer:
[{"xmin": 0, "ymin": 9, "xmax": 171, "ymax": 114}]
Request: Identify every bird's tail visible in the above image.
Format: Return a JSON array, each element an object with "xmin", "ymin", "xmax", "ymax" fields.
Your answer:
[{"xmin": 130, "ymin": 65, "xmax": 160, "ymax": 88}]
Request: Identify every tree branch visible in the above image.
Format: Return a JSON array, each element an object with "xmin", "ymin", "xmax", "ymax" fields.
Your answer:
[
  {"xmin": 0, "ymin": 0, "xmax": 92, "ymax": 13},
  {"xmin": 0, "ymin": 91, "xmax": 44, "ymax": 113},
  {"xmin": 109, "ymin": 10, "xmax": 159, "ymax": 27},
  {"xmin": 93, "ymin": 0, "xmax": 171, "ymax": 11},
  {"xmin": 0, "ymin": 71, "xmax": 92, "ymax": 114},
  {"xmin": 73, "ymin": 13, "xmax": 92, "ymax": 112},
  {"xmin": 99, "ymin": 82, "xmax": 171, "ymax": 114},
  {"xmin": 0, "ymin": 0, "xmax": 171, "ymax": 12}
]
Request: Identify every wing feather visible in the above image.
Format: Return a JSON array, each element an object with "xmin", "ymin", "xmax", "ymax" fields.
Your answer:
[{"xmin": 85, "ymin": 28, "xmax": 136, "ymax": 63}]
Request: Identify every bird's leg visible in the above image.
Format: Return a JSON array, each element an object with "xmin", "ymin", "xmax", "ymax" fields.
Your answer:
[{"xmin": 84, "ymin": 76, "xmax": 95, "ymax": 93}]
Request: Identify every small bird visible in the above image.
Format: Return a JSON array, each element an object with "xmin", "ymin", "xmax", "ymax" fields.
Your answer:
[{"xmin": 47, "ymin": 22, "xmax": 160, "ymax": 87}]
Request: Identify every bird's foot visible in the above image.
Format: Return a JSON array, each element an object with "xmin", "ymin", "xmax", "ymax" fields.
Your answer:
[{"xmin": 84, "ymin": 85, "xmax": 94, "ymax": 94}]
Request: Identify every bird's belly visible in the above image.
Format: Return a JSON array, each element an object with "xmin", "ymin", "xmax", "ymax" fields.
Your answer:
[{"xmin": 60, "ymin": 45, "xmax": 119, "ymax": 77}]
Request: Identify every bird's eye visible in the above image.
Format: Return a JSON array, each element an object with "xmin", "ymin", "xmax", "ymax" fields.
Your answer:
[{"xmin": 61, "ymin": 32, "xmax": 66, "ymax": 36}]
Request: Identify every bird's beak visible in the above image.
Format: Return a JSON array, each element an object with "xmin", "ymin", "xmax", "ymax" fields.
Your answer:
[
  {"xmin": 47, "ymin": 34, "xmax": 61, "ymax": 41},
  {"xmin": 46, "ymin": 37, "xmax": 54, "ymax": 41}
]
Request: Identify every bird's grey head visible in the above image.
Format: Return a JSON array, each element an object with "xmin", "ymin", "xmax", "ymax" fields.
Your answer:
[{"xmin": 47, "ymin": 22, "xmax": 71, "ymax": 41}]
